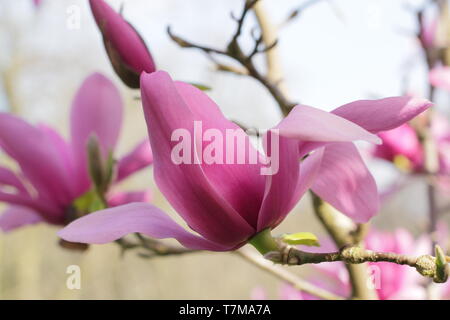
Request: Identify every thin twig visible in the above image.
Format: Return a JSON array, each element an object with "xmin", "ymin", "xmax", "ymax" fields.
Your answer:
[
  {"xmin": 115, "ymin": 234, "xmax": 198, "ymax": 258},
  {"xmin": 235, "ymin": 247, "xmax": 345, "ymax": 300},
  {"xmin": 264, "ymin": 244, "xmax": 448, "ymax": 284},
  {"xmin": 251, "ymin": 0, "xmax": 287, "ymax": 105},
  {"xmin": 167, "ymin": 1, "xmax": 295, "ymax": 116}
]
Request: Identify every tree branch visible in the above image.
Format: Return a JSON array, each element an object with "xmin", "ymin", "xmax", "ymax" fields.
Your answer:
[
  {"xmin": 116, "ymin": 235, "xmax": 344, "ymax": 300},
  {"xmin": 235, "ymin": 247, "xmax": 345, "ymax": 300},
  {"xmin": 167, "ymin": 0, "xmax": 295, "ymax": 116},
  {"xmin": 115, "ymin": 234, "xmax": 198, "ymax": 258},
  {"xmin": 264, "ymin": 243, "xmax": 449, "ymax": 284},
  {"xmin": 311, "ymin": 193, "xmax": 378, "ymax": 299}
]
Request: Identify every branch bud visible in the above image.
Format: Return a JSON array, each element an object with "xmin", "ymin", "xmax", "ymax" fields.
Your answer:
[
  {"xmin": 434, "ymin": 245, "xmax": 449, "ymax": 283},
  {"xmin": 415, "ymin": 255, "xmax": 436, "ymax": 278},
  {"xmin": 87, "ymin": 135, "xmax": 104, "ymax": 192}
]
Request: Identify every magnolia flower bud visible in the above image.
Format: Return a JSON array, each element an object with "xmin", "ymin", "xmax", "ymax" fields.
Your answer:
[
  {"xmin": 89, "ymin": 0, "xmax": 156, "ymax": 88},
  {"xmin": 87, "ymin": 135, "xmax": 105, "ymax": 192}
]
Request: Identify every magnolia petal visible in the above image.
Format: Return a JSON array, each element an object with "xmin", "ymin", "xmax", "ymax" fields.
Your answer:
[
  {"xmin": 174, "ymin": 80, "xmax": 265, "ymax": 227},
  {"xmin": 0, "ymin": 166, "xmax": 28, "ymax": 194},
  {"xmin": 107, "ymin": 190, "xmax": 152, "ymax": 207},
  {"xmin": 332, "ymin": 96, "xmax": 432, "ymax": 133},
  {"xmin": 140, "ymin": 71, "xmax": 255, "ymax": 246},
  {"xmin": 0, "ymin": 113, "xmax": 71, "ymax": 213},
  {"xmin": 58, "ymin": 202, "xmax": 231, "ymax": 251},
  {"xmin": 373, "ymin": 124, "xmax": 423, "ymax": 168},
  {"xmin": 258, "ymin": 146, "xmax": 325, "ymax": 230},
  {"xmin": 0, "ymin": 191, "xmax": 61, "ymax": 223},
  {"xmin": 311, "ymin": 142, "xmax": 379, "ymax": 223},
  {"xmin": 39, "ymin": 124, "xmax": 78, "ymax": 199},
  {"xmin": 70, "ymin": 73, "xmax": 123, "ymax": 193},
  {"xmin": 0, "ymin": 206, "xmax": 42, "ymax": 232},
  {"xmin": 430, "ymin": 66, "xmax": 450, "ymax": 91},
  {"xmin": 277, "ymin": 105, "xmax": 381, "ymax": 144},
  {"xmin": 115, "ymin": 140, "xmax": 153, "ymax": 182},
  {"xmin": 257, "ymin": 134, "xmax": 301, "ymax": 230}
]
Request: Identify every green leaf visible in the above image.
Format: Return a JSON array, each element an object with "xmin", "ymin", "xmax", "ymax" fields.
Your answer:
[
  {"xmin": 281, "ymin": 232, "xmax": 320, "ymax": 246},
  {"xmin": 189, "ymin": 83, "xmax": 212, "ymax": 91}
]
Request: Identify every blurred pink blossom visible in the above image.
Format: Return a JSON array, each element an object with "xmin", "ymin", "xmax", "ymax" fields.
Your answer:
[
  {"xmin": 419, "ymin": 14, "xmax": 439, "ymax": 49},
  {"xmin": 430, "ymin": 66, "xmax": 450, "ymax": 91},
  {"xmin": 32, "ymin": 0, "xmax": 42, "ymax": 8},
  {"xmin": 372, "ymin": 111, "xmax": 450, "ymax": 192},
  {"xmin": 0, "ymin": 73, "xmax": 153, "ymax": 232}
]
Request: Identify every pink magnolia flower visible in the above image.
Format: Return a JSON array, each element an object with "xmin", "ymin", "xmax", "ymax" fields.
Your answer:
[
  {"xmin": 32, "ymin": 0, "xmax": 42, "ymax": 8},
  {"xmin": 89, "ymin": 0, "xmax": 156, "ymax": 88},
  {"xmin": 372, "ymin": 123, "xmax": 423, "ymax": 171},
  {"xmin": 58, "ymin": 71, "xmax": 430, "ymax": 251},
  {"xmin": 0, "ymin": 73, "xmax": 153, "ymax": 232},
  {"xmin": 430, "ymin": 66, "xmax": 450, "ymax": 91},
  {"xmin": 372, "ymin": 111, "xmax": 450, "ymax": 186},
  {"xmin": 283, "ymin": 229, "xmax": 428, "ymax": 300}
]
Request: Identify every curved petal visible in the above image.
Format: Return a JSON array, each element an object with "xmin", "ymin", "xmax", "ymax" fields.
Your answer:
[
  {"xmin": 0, "ymin": 191, "xmax": 61, "ymax": 223},
  {"xmin": 0, "ymin": 166, "xmax": 28, "ymax": 194},
  {"xmin": 70, "ymin": 73, "xmax": 123, "ymax": 193},
  {"xmin": 115, "ymin": 139, "xmax": 153, "ymax": 182},
  {"xmin": 0, "ymin": 113, "xmax": 72, "ymax": 211},
  {"xmin": 373, "ymin": 124, "xmax": 423, "ymax": 168},
  {"xmin": 257, "ymin": 134, "xmax": 301, "ymax": 230},
  {"xmin": 257, "ymin": 134, "xmax": 325, "ymax": 230},
  {"xmin": 174, "ymin": 81, "xmax": 265, "ymax": 227},
  {"xmin": 107, "ymin": 190, "xmax": 152, "ymax": 207},
  {"xmin": 277, "ymin": 105, "xmax": 381, "ymax": 144},
  {"xmin": 295, "ymin": 148, "xmax": 325, "ymax": 204},
  {"xmin": 332, "ymin": 96, "xmax": 432, "ymax": 133},
  {"xmin": 0, "ymin": 206, "xmax": 42, "ymax": 232},
  {"xmin": 430, "ymin": 66, "xmax": 450, "ymax": 91},
  {"xmin": 257, "ymin": 102, "xmax": 381, "ymax": 230},
  {"xmin": 39, "ymin": 125, "xmax": 78, "ymax": 197},
  {"xmin": 311, "ymin": 142, "xmax": 379, "ymax": 223},
  {"xmin": 140, "ymin": 71, "xmax": 255, "ymax": 246},
  {"xmin": 58, "ymin": 203, "xmax": 231, "ymax": 251}
]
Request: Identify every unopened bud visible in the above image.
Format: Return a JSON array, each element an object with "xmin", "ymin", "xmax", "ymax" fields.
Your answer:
[
  {"xmin": 434, "ymin": 245, "xmax": 449, "ymax": 283},
  {"xmin": 89, "ymin": 0, "xmax": 156, "ymax": 88},
  {"xmin": 87, "ymin": 135, "xmax": 104, "ymax": 192}
]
